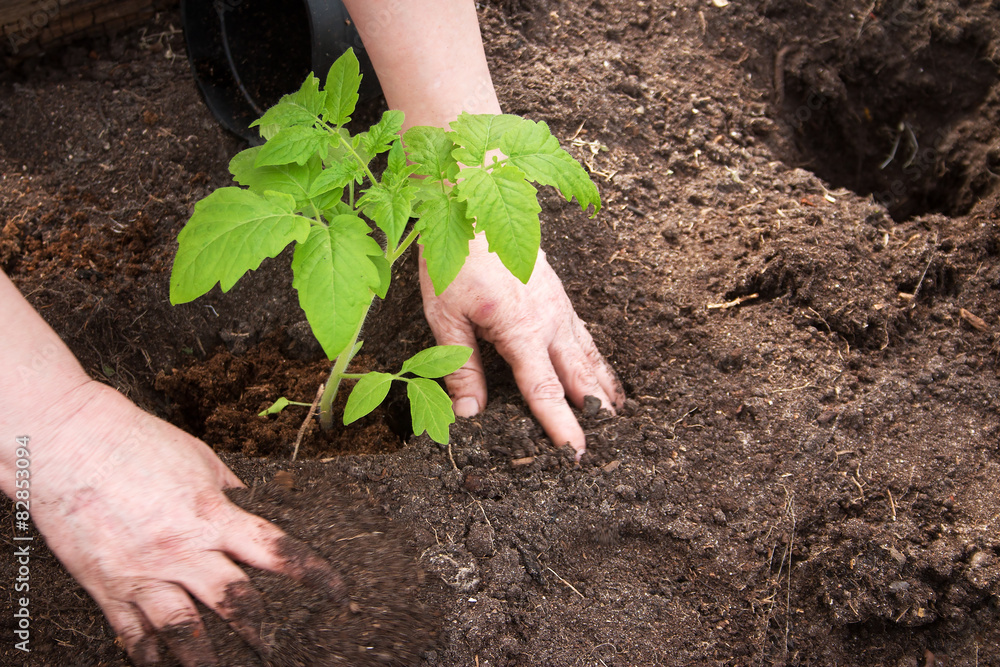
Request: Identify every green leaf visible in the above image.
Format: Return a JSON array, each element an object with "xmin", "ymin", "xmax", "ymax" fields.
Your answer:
[
  {"xmin": 230, "ymin": 148, "xmax": 319, "ymax": 203},
  {"xmin": 170, "ymin": 188, "xmax": 310, "ymax": 304},
  {"xmin": 400, "ymin": 345, "xmax": 473, "ymax": 378},
  {"xmin": 371, "ymin": 255, "xmax": 391, "ymax": 299},
  {"xmin": 290, "ymin": 214, "xmax": 383, "ymax": 358},
  {"xmin": 258, "ymin": 123, "xmax": 281, "ymax": 142},
  {"xmin": 311, "ymin": 185, "xmax": 346, "ymax": 213},
  {"xmin": 403, "ymin": 126, "xmax": 458, "ymax": 181},
  {"xmin": 448, "ymin": 113, "xmax": 520, "ymax": 167},
  {"xmin": 357, "ymin": 178, "xmax": 416, "ymax": 249},
  {"xmin": 323, "ymin": 49, "xmax": 362, "ymax": 127},
  {"xmin": 309, "ymin": 159, "xmax": 365, "ymax": 199},
  {"xmin": 498, "ymin": 117, "xmax": 601, "ymax": 215},
  {"xmin": 256, "ymin": 126, "xmax": 328, "ymax": 167},
  {"xmin": 343, "ymin": 372, "xmax": 394, "ymax": 424},
  {"xmin": 383, "ymin": 139, "xmax": 418, "ymax": 186},
  {"xmin": 414, "ymin": 186, "xmax": 473, "ymax": 294},
  {"xmin": 258, "ymin": 396, "xmax": 313, "ymax": 416},
  {"xmin": 455, "ymin": 165, "xmax": 541, "ymax": 283},
  {"xmin": 387, "ymin": 138, "xmax": 408, "ymax": 175},
  {"xmin": 250, "ymin": 73, "xmax": 325, "ymax": 132},
  {"xmin": 258, "ymin": 397, "xmax": 291, "ymax": 416},
  {"xmin": 321, "ymin": 200, "xmax": 356, "ymax": 219},
  {"xmin": 406, "ymin": 377, "xmax": 456, "ymax": 444},
  {"xmin": 360, "ymin": 110, "xmax": 405, "ymax": 157},
  {"xmin": 323, "ymin": 128, "xmax": 355, "ymax": 164}
]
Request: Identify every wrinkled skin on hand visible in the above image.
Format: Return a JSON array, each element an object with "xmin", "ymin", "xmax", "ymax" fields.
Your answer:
[
  {"xmin": 420, "ymin": 235, "xmax": 624, "ymax": 459},
  {"xmin": 30, "ymin": 382, "xmax": 342, "ymax": 666}
]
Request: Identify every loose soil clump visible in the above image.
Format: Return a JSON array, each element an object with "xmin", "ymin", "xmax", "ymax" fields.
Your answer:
[{"xmin": 2, "ymin": 1, "xmax": 998, "ymax": 666}]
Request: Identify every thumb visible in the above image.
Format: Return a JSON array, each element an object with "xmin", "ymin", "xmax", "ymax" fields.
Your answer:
[{"xmin": 434, "ymin": 325, "xmax": 487, "ymax": 418}]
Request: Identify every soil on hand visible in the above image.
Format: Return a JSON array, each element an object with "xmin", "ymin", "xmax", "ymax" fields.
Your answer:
[{"xmin": 2, "ymin": 1, "xmax": 999, "ymax": 666}]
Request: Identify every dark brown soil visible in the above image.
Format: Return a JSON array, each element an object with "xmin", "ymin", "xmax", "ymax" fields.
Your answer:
[{"xmin": 2, "ymin": 1, "xmax": 999, "ymax": 666}]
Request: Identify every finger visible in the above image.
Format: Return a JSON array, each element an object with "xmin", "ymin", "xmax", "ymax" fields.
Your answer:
[
  {"xmin": 191, "ymin": 436, "xmax": 243, "ymax": 489},
  {"xmin": 215, "ymin": 463, "xmax": 245, "ymax": 490},
  {"xmin": 428, "ymin": 321, "xmax": 488, "ymax": 418},
  {"xmin": 102, "ymin": 601, "xmax": 158, "ymax": 666},
  {"xmin": 571, "ymin": 318, "xmax": 625, "ymax": 409},
  {"xmin": 498, "ymin": 341, "xmax": 587, "ymax": 458},
  {"xmin": 180, "ymin": 554, "xmax": 270, "ymax": 657},
  {"xmin": 223, "ymin": 513, "xmax": 345, "ymax": 601},
  {"xmin": 132, "ymin": 582, "xmax": 216, "ymax": 667},
  {"xmin": 549, "ymin": 324, "xmax": 615, "ymax": 413}
]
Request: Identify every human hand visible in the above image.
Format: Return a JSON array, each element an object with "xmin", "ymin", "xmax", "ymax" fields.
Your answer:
[
  {"xmin": 28, "ymin": 381, "xmax": 343, "ymax": 666},
  {"xmin": 419, "ymin": 234, "xmax": 623, "ymax": 459}
]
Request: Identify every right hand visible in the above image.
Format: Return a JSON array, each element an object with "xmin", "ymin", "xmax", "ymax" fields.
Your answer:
[
  {"xmin": 28, "ymin": 381, "xmax": 342, "ymax": 666},
  {"xmin": 419, "ymin": 236, "xmax": 623, "ymax": 460}
]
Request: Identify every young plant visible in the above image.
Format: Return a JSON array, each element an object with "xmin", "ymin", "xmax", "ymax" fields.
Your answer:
[{"xmin": 169, "ymin": 49, "xmax": 600, "ymax": 447}]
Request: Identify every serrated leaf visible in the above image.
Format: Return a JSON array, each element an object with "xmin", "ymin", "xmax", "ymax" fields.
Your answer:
[
  {"xmin": 406, "ymin": 377, "xmax": 456, "ymax": 444},
  {"xmin": 498, "ymin": 117, "xmax": 601, "ymax": 215},
  {"xmin": 260, "ymin": 123, "xmax": 283, "ymax": 142},
  {"xmin": 230, "ymin": 148, "xmax": 319, "ymax": 203},
  {"xmin": 414, "ymin": 187, "xmax": 474, "ymax": 294},
  {"xmin": 403, "ymin": 126, "xmax": 458, "ymax": 181},
  {"xmin": 343, "ymin": 372, "xmax": 394, "ymax": 424},
  {"xmin": 387, "ymin": 138, "xmax": 407, "ymax": 175},
  {"xmin": 400, "ymin": 346, "xmax": 473, "ymax": 378},
  {"xmin": 290, "ymin": 215, "xmax": 383, "ymax": 358},
  {"xmin": 455, "ymin": 165, "xmax": 540, "ymax": 283},
  {"xmin": 321, "ymin": 200, "xmax": 356, "ymax": 219},
  {"xmin": 358, "ymin": 179, "xmax": 415, "ymax": 249},
  {"xmin": 383, "ymin": 139, "xmax": 418, "ymax": 186},
  {"xmin": 309, "ymin": 159, "xmax": 365, "ymax": 199},
  {"xmin": 170, "ymin": 187, "xmax": 310, "ymax": 304},
  {"xmin": 258, "ymin": 397, "xmax": 291, "ymax": 417},
  {"xmin": 256, "ymin": 126, "xmax": 328, "ymax": 167},
  {"xmin": 323, "ymin": 49, "xmax": 362, "ymax": 126},
  {"xmin": 250, "ymin": 73, "xmax": 325, "ymax": 132},
  {"xmin": 448, "ymin": 113, "xmax": 520, "ymax": 167},
  {"xmin": 361, "ymin": 110, "xmax": 405, "ymax": 157}
]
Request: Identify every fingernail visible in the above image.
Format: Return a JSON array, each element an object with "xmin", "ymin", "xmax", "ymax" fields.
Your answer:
[{"xmin": 453, "ymin": 397, "xmax": 480, "ymax": 418}]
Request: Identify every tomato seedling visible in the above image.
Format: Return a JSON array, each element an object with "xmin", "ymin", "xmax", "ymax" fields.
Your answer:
[{"xmin": 170, "ymin": 49, "xmax": 600, "ymax": 447}]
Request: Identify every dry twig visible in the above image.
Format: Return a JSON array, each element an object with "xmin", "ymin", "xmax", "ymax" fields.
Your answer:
[
  {"xmin": 546, "ymin": 566, "xmax": 585, "ymax": 598},
  {"xmin": 707, "ymin": 293, "xmax": 759, "ymax": 310},
  {"xmin": 291, "ymin": 383, "xmax": 324, "ymax": 461},
  {"xmin": 960, "ymin": 308, "xmax": 989, "ymax": 332}
]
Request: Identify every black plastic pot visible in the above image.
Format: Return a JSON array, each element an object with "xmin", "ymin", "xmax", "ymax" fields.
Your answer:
[{"xmin": 180, "ymin": 0, "xmax": 380, "ymax": 143}]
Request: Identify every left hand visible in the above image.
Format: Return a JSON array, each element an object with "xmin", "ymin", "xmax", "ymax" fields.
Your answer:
[{"xmin": 418, "ymin": 234, "xmax": 623, "ymax": 459}]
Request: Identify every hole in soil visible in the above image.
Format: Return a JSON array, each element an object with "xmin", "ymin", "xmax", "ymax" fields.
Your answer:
[
  {"xmin": 384, "ymin": 381, "xmax": 414, "ymax": 441},
  {"xmin": 769, "ymin": 4, "xmax": 1000, "ymax": 221}
]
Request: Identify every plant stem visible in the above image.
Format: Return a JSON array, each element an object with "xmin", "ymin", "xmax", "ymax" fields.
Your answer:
[
  {"xmin": 387, "ymin": 228, "xmax": 420, "ymax": 266},
  {"xmin": 331, "ymin": 128, "xmax": 378, "ymax": 185},
  {"xmin": 309, "ymin": 203, "xmax": 326, "ymax": 226},
  {"xmin": 318, "ymin": 300, "xmax": 373, "ymax": 430}
]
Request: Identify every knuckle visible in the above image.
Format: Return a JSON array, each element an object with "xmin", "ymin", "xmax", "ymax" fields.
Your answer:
[
  {"xmin": 447, "ymin": 364, "xmax": 484, "ymax": 383},
  {"xmin": 582, "ymin": 339, "xmax": 605, "ymax": 364},
  {"xmin": 115, "ymin": 620, "xmax": 151, "ymax": 649},
  {"xmin": 157, "ymin": 606, "xmax": 200, "ymax": 630},
  {"xmin": 569, "ymin": 364, "xmax": 601, "ymax": 392},
  {"xmin": 471, "ymin": 297, "xmax": 500, "ymax": 323},
  {"xmin": 529, "ymin": 377, "xmax": 566, "ymax": 403}
]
